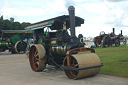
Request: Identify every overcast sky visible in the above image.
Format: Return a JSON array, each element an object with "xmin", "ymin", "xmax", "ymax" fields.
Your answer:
[{"xmin": 0, "ymin": 0, "xmax": 128, "ymax": 37}]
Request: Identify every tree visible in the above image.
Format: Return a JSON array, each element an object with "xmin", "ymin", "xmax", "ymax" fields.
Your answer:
[
  {"xmin": 10, "ymin": 17, "xmax": 14, "ymax": 23},
  {"xmin": 0, "ymin": 15, "xmax": 31, "ymax": 30},
  {"xmin": 0, "ymin": 15, "xmax": 4, "ymax": 30},
  {"xmin": 0, "ymin": 15, "xmax": 3, "ymax": 21},
  {"xmin": 12, "ymin": 22, "xmax": 22, "ymax": 30},
  {"xmin": 21, "ymin": 22, "xmax": 31, "ymax": 29},
  {"xmin": 2, "ymin": 19, "xmax": 11, "ymax": 30}
]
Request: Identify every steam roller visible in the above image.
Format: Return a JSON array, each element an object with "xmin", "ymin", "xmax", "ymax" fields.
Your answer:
[
  {"xmin": 29, "ymin": 44, "xmax": 102, "ymax": 79},
  {"xmin": 26, "ymin": 6, "xmax": 103, "ymax": 79},
  {"xmin": 0, "ymin": 33, "xmax": 27, "ymax": 53}
]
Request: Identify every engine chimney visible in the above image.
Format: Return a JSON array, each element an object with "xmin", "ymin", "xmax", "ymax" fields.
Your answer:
[
  {"xmin": 113, "ymin": 28, "xmax": 115, "ymax": 34},
  {"xmin": 68, "ymin": 6, "xmax": 76, "ymax": 38},
  {"xmin": 121, "ymin": 30, "xmax": 122, "ymax": 35}
]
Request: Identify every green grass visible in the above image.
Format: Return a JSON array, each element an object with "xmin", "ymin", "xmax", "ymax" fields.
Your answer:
[{"xmin": 94, "ymin": 45, "xmax": 128, "ymax": 78}]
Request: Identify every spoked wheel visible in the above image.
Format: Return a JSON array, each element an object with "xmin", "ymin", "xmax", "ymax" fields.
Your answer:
[
  {"xmin": 15, "ymin": 41, "xmax": 27, "ymax": 53},
  {"xmin": 115, "ymin": 39, "xmax": 120, "ymax": 47},
  {"xmin": 64, "ymin": 56, "xmax": 79, "ymax": 79},
  {"xmin": 63, "ymin": 53, "xmax": 101, "ymax": 79},
  {"xmin": 29, "ymin": 44, "xmax": 46, "ymax": 72},
  {"xmin": 123, "ymin": 38, "xmax": 127, "ymax": 45},
  {"xmin": 101, "ymin": 35, "xmax": 110, "ymax": 48}
]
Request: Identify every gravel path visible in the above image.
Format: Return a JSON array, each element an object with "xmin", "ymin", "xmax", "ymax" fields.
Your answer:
[{"xmin": 0, "ymin": 52, "xmax": 128, "ymax": 85}]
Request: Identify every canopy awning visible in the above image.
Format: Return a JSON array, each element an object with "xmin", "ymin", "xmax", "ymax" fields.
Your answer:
[
  {"xmin": 25, "ymin": 15, "xmax": 84, "ymax": 31},
  {"xmin": 2, "ymin": 30, "xmax": 32, "ymax": 33}
]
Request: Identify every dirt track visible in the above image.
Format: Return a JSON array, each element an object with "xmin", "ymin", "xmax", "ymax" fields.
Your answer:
[{"xmin": 0, "ymin": 52, "xmax": 128, "ymax": 85}]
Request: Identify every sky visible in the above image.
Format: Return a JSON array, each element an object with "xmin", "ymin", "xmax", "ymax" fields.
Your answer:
[{"xmin": 0, "ymin": 0, "xmax": 128, "ymax": 37}]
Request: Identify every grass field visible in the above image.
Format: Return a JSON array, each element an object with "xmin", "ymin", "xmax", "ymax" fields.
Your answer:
[{"xmin": 94, "ymin": 45, "xmax": 128, "ymax": 78}]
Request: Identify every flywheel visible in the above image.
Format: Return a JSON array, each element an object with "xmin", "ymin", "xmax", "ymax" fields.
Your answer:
[
  {"xmin": 63, "ymin": 53, "xmax": 101, "ymax": 79},
  {"xmin": 14, "ymin": 41, "xmax": 27, "ymax": 53},
  {"xmin": 29, "ymin": 44, "xmax": 46, "ymax": 72}
]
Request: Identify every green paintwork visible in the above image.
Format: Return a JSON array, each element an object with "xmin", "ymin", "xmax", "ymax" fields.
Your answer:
[
  {"xmin": 37, "ymin": 37, "xmax": 50, "ymax": 50},
  {"xmin": 0, "ymin": 41, "xmax": 11, "ymax": 47},
  {"xmin": 11, "ymin": 34, "xmax": 21, "ymax": 44}
]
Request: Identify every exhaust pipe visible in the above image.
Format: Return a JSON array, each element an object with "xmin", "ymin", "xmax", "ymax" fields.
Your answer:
[
  {"xmin": 121, "ymin": 30, "xmax": 122, "ymax": 35},
  {"xmin": 68, "ymin": 6, "xmax": 76, "ymax": 38},
  {"xmin": 113, "ymin": 28, "xmax": 115, "ymax": 34}
]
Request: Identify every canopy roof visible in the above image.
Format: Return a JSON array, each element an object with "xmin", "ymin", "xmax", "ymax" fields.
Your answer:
[
  {"xmin": 2, "ymin": 30, "xmax": 32, "ymax": 33},
  {"xmin": 25, "ymin": 15, "xmax": 84, "ymax": 31}
]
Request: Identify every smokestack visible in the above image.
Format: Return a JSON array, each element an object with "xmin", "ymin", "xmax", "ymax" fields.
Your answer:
[
  {"xmin": 121, "ymin": 30, "xmax": 122, "ymax": 35},
  {"xmin": 113, "ymin": 28, "xmax": 115, "ymax": 34},
  {"xmin": 68, "ymin": 6, "xmax": 76, "ymax": 37}
]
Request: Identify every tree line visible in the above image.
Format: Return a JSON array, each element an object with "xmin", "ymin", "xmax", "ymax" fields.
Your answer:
[{"xmin": 0, "ymin": 15, "xmax": 31, "ymax": 30}]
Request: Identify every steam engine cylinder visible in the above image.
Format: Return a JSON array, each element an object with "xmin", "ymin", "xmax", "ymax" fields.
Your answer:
[{"xmin": 52, "ymin": 46, "xmax": 66, "ymax": 56}]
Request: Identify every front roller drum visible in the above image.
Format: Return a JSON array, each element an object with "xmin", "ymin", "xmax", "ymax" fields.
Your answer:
[
  {"xmin": 29, "ymin": 44, "xmax": 46, "ymax": 72},
  {"xmin": 64, "ymin": 53, "xmax": 101, "ymax": 79},
  {"xmin": 14, "ymin": 41, "xmax": 27, "ymax": 53}
]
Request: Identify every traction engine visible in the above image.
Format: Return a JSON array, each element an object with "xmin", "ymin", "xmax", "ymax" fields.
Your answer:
[{"xmin": 26, "ymin": 6, "xmax": 103, "ymax": 79}]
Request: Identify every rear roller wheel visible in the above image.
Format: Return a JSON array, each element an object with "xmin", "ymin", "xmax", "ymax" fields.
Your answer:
[
  {"xmin": 15, "ymin": 41, "xmax": 27, "ymax": 53},
  {"xmin": 115, "ymin": 39, "xmax": 120, "ymax": 47},
  {"xmin": 101, "ymin": 35, "xmax": 110, "ymax": 48},
  {"xmin": 63, "ymin": 53, "xmax": 101, "ymax": 79},
  {"xmin": 123, "ymin": 38, "xmax": 127, "ymax": 45},
  {"xmin": 29, "ymin": 44, "xmax": 46, "ymax": 72}
]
